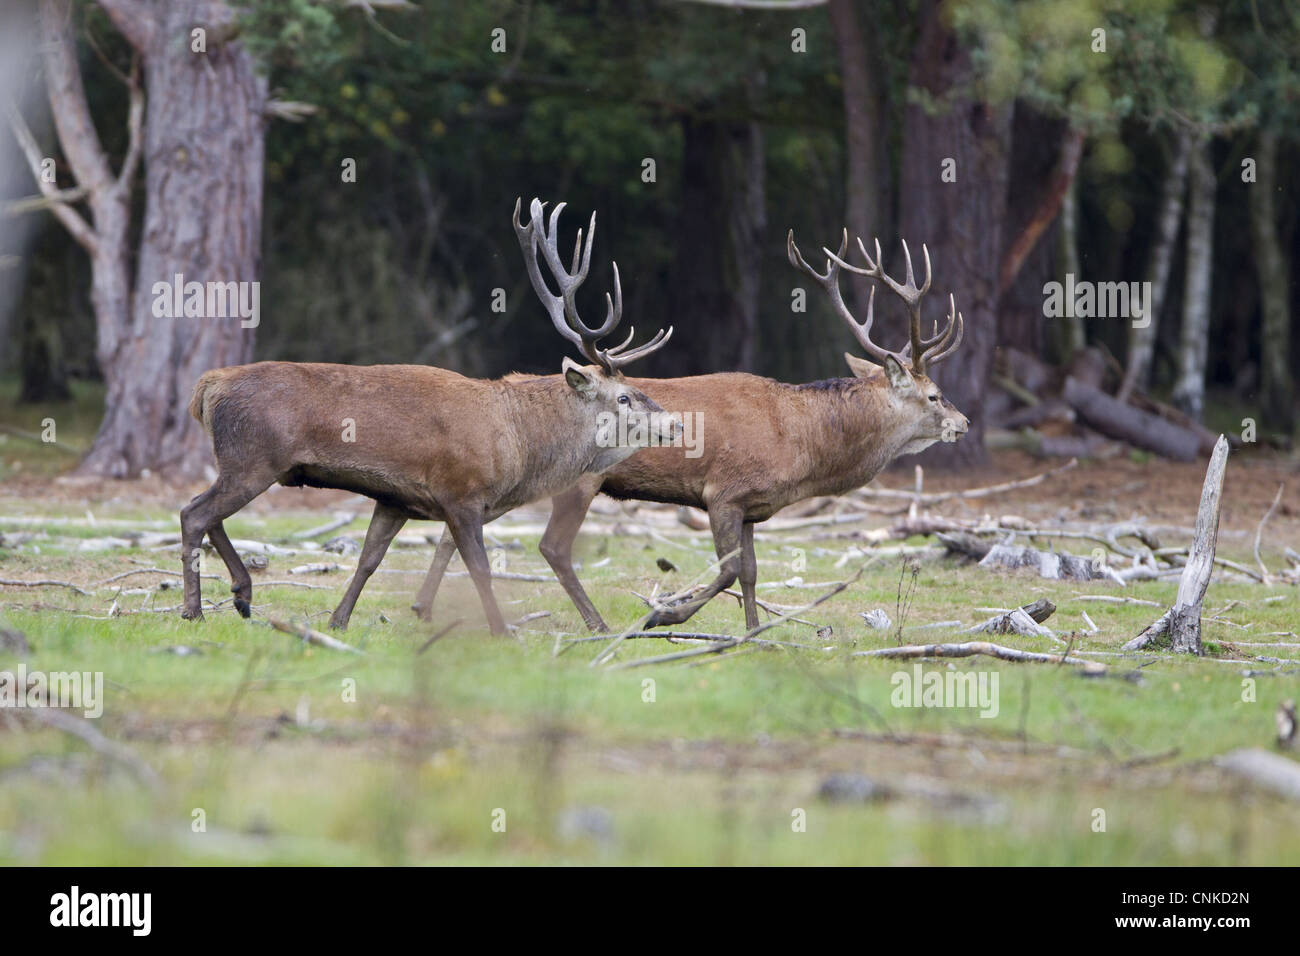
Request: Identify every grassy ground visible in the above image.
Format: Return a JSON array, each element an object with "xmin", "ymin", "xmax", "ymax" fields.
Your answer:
[{"xmin": 2, "ymin": 378, "xmax": 1299, "ymax": 864}]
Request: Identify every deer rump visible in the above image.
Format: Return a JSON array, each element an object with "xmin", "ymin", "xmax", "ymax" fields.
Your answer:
[{"xmin": 191, "ymin": 361, "xmax": 580, "ymax": 521}]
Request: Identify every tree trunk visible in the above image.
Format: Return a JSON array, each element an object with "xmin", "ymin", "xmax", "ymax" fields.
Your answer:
[
  {"xmin": 667, "ymin": 115, "xmax": 764, "ymax": 375},
  {"xmin": 1118, "ymin": 129, "xmax": 1190, "ymax": 402},
  {"xmin": 74, "ymin": 0, "xmax": 266, "ymax": 478},
  {"xmin": 1056, "ymin": 175, "xmax": 1085, "ymax": 359},
  {"xmin": 828, "ymin": 0, "xmax": 890, "ymax": 317},
  {"xmin": 1171, "ymin": 136, "xmax": 1215, "ymax": 422},
  {"xmin": 1248, "ymin": 129, "xmax": 1292, "ymax": 432},
  {"xmin": 899, "ymin": 1, "xmax": 1012, "ymax": 468}
]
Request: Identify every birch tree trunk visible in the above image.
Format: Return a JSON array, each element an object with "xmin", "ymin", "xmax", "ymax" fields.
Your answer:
[
  {"xmin": 1171, "ymin": 136, "xmax": 1215, "ymax": 421},
  {"xmin": 1118, "ymin": 129, "xmax": 1190, "ymax": 402},
  {"xmin": 1248, "ymin": 129, "xmax": 1292, "ymax": 432},
  {"xmin": 1056, "ymin": 176, "xmax": 1084, "ymax": 359}
]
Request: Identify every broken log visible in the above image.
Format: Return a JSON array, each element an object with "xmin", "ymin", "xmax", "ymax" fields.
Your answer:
[
  {"xmin": 979, "ymin": 542, "xmax": 1100, "ymax": 581},
  {"xmin": 1123, "ymin": 435, "xmax": 1228, "ymax": 654},
  {"xmin": 1062, "ymin": 377, "xmax": 1201, "ymax": 461}
]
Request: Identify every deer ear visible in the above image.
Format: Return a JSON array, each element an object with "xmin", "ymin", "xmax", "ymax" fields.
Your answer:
[
  {"xmin": 882, "ymin": 355, "xmax": 913, "ymax": 391},
  {"xmin": 844, "ymin": 353, "xmax": 883, "ymax": 381},
  {"xmin": 562, "ymin": 356, "xmax": 598, "ymax": 397}
]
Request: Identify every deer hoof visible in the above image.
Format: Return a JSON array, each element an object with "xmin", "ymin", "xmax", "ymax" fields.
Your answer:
[
  {"xmin": 234, "ymin": 598, "xmax": 251, "ymax": 618},
  {"xmin": 180, "ymin": 607, "xmax": 205, "ymax": 622}
]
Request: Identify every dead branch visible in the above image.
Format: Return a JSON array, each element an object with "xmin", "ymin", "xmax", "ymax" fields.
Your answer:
[
  {"xmin": 1253, "ymin": 483, "xmax": 1284, "ymax": 583},
  {"xmin": 853, "ymin": 640, "xmax": 1105, "ymax": 673},
  {"xmin": 604, "ymin": 561, "xmax": 874, "ymax": 670},
  {"xmin": 265, "ymin": 615, "xmax": 365, "ymax": 655},
  {"xmin": 0, "ymin": 577, "xmax": 90, "ymax": 596}
]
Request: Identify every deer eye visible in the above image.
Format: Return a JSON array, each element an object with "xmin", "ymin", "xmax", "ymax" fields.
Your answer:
[
  {"xmin": 618, "ymin": 395, "xmax": 631, "ymax": 405},
  {"xmin": 928, "ymin": 394, "xmax": 939, "ymax": 402}
]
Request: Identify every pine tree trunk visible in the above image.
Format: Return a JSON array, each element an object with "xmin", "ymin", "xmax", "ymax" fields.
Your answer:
[
  {"xmin": 76, "ymin": 1, "xmax": 266, "ymax": 478},
  {"xmin": 1171, "ymin": 136, "xmax": 1215, "ymax": 422},
  {"xmin": 1119, "ymin": 129, "xmax": 1189, "ymax": 402},
  {"xmin": 899, "ymin": 1, "xmax": 1012, "ymax": 468},
  {"xmin": 1249, "ymin": 129, "xmax": 1292, "ymax": 432}
]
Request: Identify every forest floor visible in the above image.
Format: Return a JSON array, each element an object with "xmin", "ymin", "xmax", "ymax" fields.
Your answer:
[{"xmin": 2, "ymin": 381, "xmax": 1299, "ymax": 864}]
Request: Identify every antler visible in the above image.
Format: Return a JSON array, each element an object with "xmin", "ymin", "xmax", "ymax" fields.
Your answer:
[
  {"xmin": 824, "ymin": 235, "xmax": 962, "ymax": 375},
  {"xmin": 787, "ymin": 228, "xmax": 963, "ymax": 376},
  {"xmin": 515, "ymin": 198, "xmax": 672, "ymax": 374}
]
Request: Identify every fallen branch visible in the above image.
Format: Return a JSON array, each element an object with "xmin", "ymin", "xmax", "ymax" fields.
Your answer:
[
  {"xmin": 852, "ymin": 640, "xmax": 1104, "ymax": 673},
  {"xmin": 0, "ymin": 577, "xmax": 90, "ymax": 596},
  {"xmin": 265, "ymin": 615, "xmax": 365, "ymax": 654},
  {"xmin": 604, "ymin": 561, "xmax": 875, "ymax": 671}
]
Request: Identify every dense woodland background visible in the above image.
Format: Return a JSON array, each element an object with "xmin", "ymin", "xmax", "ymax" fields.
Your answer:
[{"xmin": 1, "ymin": 0, "xmax": 1296, "ymax": 476}]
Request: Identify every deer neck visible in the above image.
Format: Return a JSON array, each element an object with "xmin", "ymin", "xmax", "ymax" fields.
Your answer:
[
  {"xmin": 807, "ymin": 382, "xmax": 925, "ymax": 493},
  {"xmin": 503, "ymin": 378, "xmax": 629, "ymax": 483}
]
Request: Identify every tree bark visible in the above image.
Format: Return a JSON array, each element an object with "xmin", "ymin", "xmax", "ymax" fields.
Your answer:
[
  {"xmin": 1171, "ymin": 135, "xmax": 1215, "ymax": 422},
  {"xmin": 65, "ymin": 0, "xmax": 266, "ymax": 478},
  {"xmin": 1248, "ymin": 129, "xmax": 1292, "ymax": 432},
  {"xmin": 667, "ymin": 114, "xmax": 764, "ymax": 375},
  {"xmin": 828, "ymin": 0, "xmax": 890, "ymax": 317},
  {"xmin": 899, "ymin": 0, "xmax": 1012, "ymax": 468},
  {"xmin": 1118, "ymin": 129, "xmax": 1190, "ymax": 402},
  {"xmin": 1055, "ymin": 175, "xmax": 1084, "ymax": 359}
]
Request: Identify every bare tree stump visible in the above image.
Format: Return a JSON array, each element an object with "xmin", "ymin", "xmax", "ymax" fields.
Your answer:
[{"xmin": 1123, "ymin": 435, "xmax": 1228, "ymax": 654}]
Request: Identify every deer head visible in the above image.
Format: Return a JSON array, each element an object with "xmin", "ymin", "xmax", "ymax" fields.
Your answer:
[
  {"xmin": 516, "ymin": 197, "xmax": 681, "ymax": 450},
  {"xmin": 788, "ymin": 229, "xmax": 969, "ymax": 453}
]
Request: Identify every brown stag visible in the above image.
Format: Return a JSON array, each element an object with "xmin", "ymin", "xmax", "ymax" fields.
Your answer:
[
  {"xmin": 179, "ymin": 198, "xmax": 677, "ymax": 634},
  {"xmin": 413, "ymin": 228, "xmax": 968, "ymax": 632}
]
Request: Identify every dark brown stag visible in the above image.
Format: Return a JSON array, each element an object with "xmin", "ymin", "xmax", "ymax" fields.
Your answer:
[
  {"xmin": 179, "ymin": 198, "xmax": 677, "ymax": 634},
  {"xmin": 413, "ymin": 229, "xmax": 968, "ymax": 632}
]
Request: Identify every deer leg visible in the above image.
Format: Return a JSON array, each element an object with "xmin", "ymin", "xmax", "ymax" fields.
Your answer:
[
  {"xmin": 180, "ymin": 474, "xmax": 270, "ymax": 621},
  {"xmin": 208, "ymin": 523, "xmax": 253, "ymax": 618},
  {"xmin": 739, "ymin": 522, "xmax": 760, "ymax": 630},
  {"xmin": 539, "ymin": 479, "xmax": 608, "ymax": 632},
  {"xmin": 443, "ymin": 507, "xmax": 507, "ymax": 636},
  {"xmin": 411, "ymin": 528, "xmax": 458, "ymax": 622},
  {"xmin": 644, "ymin": 502, "xmax": 745, "ymax": 629},
  {"xmin": 328, "ymin": 501, "xmax": 407, "ymax": 631}
]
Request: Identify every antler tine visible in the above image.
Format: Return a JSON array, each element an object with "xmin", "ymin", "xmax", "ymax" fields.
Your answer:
[
  {"xmin": 603, "ymin": 325, "xmax": 674, "ymax": 370},
  {"xmin": 603, "ymin": 324, "xmax": 637, "ymax": 357},
  {"xmin": 921, "ymin": 308, "xmax": 964, "ymax": 371}
]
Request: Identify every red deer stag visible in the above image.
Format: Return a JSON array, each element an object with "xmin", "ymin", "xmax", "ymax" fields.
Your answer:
[
  {"xmin": 180, "ymin": 198, "xmax": 677, "ymax": 634},
  {"xmin": 413, "ymin": 229, "xmax": 968, "ymax": 632}
]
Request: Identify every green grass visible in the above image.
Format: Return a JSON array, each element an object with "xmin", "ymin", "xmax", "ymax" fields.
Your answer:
[{"xmin": 2, "ymin": 491, "xmax": 1299, "ymax": 866}]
